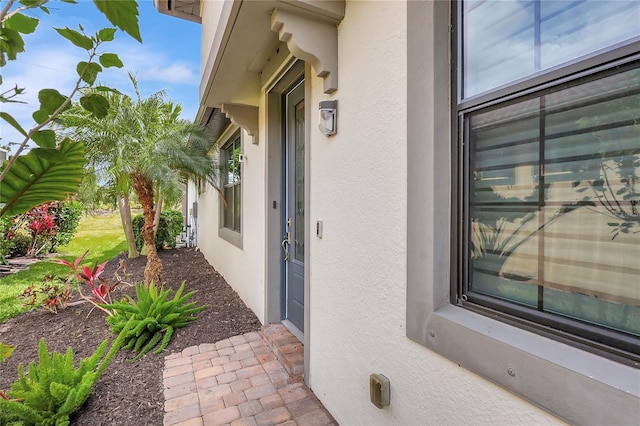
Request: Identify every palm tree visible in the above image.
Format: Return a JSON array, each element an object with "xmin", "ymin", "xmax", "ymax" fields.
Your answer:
[{"xmin": 59, "ymin": 77, "xmax": 219, "ymax": 286}]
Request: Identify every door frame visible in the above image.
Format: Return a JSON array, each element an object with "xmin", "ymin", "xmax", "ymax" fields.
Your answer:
[{"xmin": 265, "ymin": 60, "xmax": 311, "ymax": 383}]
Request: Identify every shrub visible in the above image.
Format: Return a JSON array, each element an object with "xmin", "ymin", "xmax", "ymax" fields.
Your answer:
[
  {"xmin": 132, "ymin": 210, "xmax": 184, "ymax": 252},
  {"xmin": 104, "ymin": 281, "xmax": 206, "ymax": 361},
  {"xmin": 7, "ymin": 201, "xmax": 84, "ymax": 259},
  {"xmin": 132, "ymin": 215, "xmax": 144, "ymax": 252},
  {"xmin": 49, "ymin": 201, "xmax": 83, "ymax": 252},
  {"xmin": 23, "ymin": 203, "xmax": 57, "ymax": 256},
  {"xmin": 9, "ymin": 232, "xmax": 31, "ymax": 258},
  {"xmin": 0, "ymin": 320, "xmax": 132, "ymax": 426},
  {"xmin": 56, "ymin": 251, "xmax": 120, "ymax": 314},
  {"xmin": 20, "ymin": 275, "xmax": 74, "ymax": 314},
  {"xmin": 0, "ymin": 216, "xmax": 13, "ymax": 265},
  {"xmin": 157, "ymin": 210, "xmax": 183, "ymax": 250}
]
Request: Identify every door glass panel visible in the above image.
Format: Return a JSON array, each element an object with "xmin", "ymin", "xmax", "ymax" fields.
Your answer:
[{"xmin": 294, "ymin": 99, "xmax": 305, "ymax": 262}]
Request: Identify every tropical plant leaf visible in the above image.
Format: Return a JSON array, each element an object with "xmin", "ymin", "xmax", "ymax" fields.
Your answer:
[
  {"xmin": 97, "ymin": 27, "xmax": 116, "ymax": 42},
  {"xmin": 5, "ymin": 13, "xmax": 39, "ymax": 34},
  {"xmin": 94, "ymin": 85, "xmax": 122, "ymax": 95},
  {"xmin": 0, "ymin": 111, "xmax": 28, "ymax": 136},
  {"xmin": 54, "ymin": 27, "xmax": 93, "ymax": 50},
  {"xmin": 39, "ymin": 89, "xmax": 68, "ymax": 115},
  {"xmin": 18, "ymin": 0, "xmax": 46, "ymax": 5},
  {"xmin": 32, "ymin": 108, "xmax": 49, "ymax": 124},
  {"xmin": 31, "ymin": 129, "xmax": 57, "ymax": 148},
  {"xmin": 93, "ymin": 0, "xmax": 141, "ymax": 42},
  {"xmin": 32, "ymin": 147, "xmax": 68, "ymax": 162},
  {"xmin": 80, "ymin": 94, "xmax": 109, "ymax": 118},
  {"xmin": 0, "ymin": 27, "xmax": 25, "ymax": 63},
  {"xmin": 99, "ymin": 53, "xmax": 123, "ymax": 68},
  {"xmin": 76, "ymin": 61, "xmax": 102, "ymax": 85},
  {"xmin": 0, "ymin": 138, "xmax": 85, "ymax": 217}
]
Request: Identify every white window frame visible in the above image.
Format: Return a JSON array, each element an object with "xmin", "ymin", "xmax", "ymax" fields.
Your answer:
[{"xmin": 406, "ymin": 2, "xmax": 639, "ymax": 424}]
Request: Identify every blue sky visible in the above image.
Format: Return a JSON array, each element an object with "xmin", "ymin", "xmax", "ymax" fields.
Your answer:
[{"xmin": 1, "ymin": 0, "xmax": 201, "ymax": 154}]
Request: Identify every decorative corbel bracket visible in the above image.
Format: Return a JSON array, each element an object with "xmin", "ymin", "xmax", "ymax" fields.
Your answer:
[
  {"xmin": 271, "ymin": 8, "xmax": 338, "ymax": 94},
  {"xmin": 221, "ymin": 104, "xmax": 259, "ymax": 144}
]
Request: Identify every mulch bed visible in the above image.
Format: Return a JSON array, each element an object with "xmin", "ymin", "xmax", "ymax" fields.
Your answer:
[{"xmin": 0, "ymin": 248, "xmax": 261, "ymax": 425}]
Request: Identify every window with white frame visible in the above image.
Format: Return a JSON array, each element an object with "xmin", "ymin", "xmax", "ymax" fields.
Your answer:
[
  {"xmin": 457, "ymin": 0, "xmax": 640, "ymax": 362},
  {"xmin": 222, "ymin": 132, "xmax": 241, "ymax": 233}
]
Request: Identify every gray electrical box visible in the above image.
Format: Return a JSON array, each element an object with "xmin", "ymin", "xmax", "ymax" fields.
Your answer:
[{"xmin": 370, "ymin": 373, "xmax": 390, "ymax": 409}]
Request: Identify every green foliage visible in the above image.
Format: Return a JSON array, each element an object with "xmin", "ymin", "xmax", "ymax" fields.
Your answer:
[
  {"xmin": 0, "ymin": 215, "xmax": 13, "ymax": 264},
  {"xmin": 132, "ymin": 215, "xmax": 144, "ymax": 252},
  {"xmin": 0, "ymin": 139, "xmax": 85, "ymax": 217},
  {"xmin": 0, "ymin": 319, "xmax": 132, "ymax": 426},
  {"xmin": 159, "ymin": 211, "xmax": 184, "ymax": 249},
  {"xmin": 105, "ymin": 281, "xmax": 206, "ymax": 361},
  {"xmin": 0, "ymin": 211, "xmax": 126, "ymax": 324},
  {"xmin": 20, "ymin": 275, "xmax": 74, "ymax": 314},
  {"xmin": 0, "ymin": 0, "xmax": 141, "ymax": 220},
  {"xmin": 9, "ymin": 232, "xmax": 31, "ymax": 257},
  {"xmin": 0, "ymin": 342, "xmax": 15, "ymax": 362},
  {"xmin": 0, "ymin": 6, "xmax": 38, "ymax": 66},
  {"xmin": 132, "ymin": 210, "xmax": 184, "ymax": 251},
  {"xmin": 2, "ymin": 200, "xmax": 83, "ymax": 259},
  {"xmin": 93, "ymin": 0, "xmax": 141, "ymax": 42},
  {"xmin": 50, "ymin": 201, "xmax": 83, "ymax": 251}
]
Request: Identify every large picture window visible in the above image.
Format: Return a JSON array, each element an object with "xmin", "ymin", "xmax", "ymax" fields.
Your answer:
[
  {"xmin": 222, "ymin": 133, "xmax": 241, "ymax": 232},
  {"xmin": 458, "ymin": 0, "xmax": 640, "ymax": 361}
]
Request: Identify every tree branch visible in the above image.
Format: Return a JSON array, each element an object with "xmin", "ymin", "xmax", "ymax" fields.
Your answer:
[
  {"xmin": 0, "ymin": 0, "xmax": 48, "ymax": 23},
  {"xmin": 0, "ymin": 44, "xmax": 99, "ymax": 183}
]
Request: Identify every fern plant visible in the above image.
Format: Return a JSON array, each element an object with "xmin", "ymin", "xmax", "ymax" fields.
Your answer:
[
  {"xmin": 105, "ymin": 281, "xmax": 206, "ymax": 361},
  {"xmin": 0, "ymin": 319, "xmax": 132, "ymax": 426}
]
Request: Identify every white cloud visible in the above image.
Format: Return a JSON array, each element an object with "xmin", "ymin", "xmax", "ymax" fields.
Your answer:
[
  {"xmin": 141, "ymin": 63, "xmax": 197, "ymax": 84},
  {"xmin": 1, "ymin": 43, "xmax": 85, "ymax": 149},
  {"xmin": 0, "ymin": 0, "xmax": 202, "ymax": 153},
  {"xmin": 103, "ymin": 41, "xmax": 199, "ymax": 86}
]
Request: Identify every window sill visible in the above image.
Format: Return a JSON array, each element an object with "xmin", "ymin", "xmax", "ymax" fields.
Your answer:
[
  {"xmin": 218, "ymin": 226, "xmax": 242, "ymax": 249},
  {"xmin": 413, "ymin": 304, "xmax": 640, "ymax": 424}
]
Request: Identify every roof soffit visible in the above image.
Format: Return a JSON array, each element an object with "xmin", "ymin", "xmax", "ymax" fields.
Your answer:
[
  {"xmin": 201, "ymin": 0, "xmax": 344, "ymax": 110},
  {"xmin": 154, "ymin": 0, "xmax": 202, "ymax": 23}
]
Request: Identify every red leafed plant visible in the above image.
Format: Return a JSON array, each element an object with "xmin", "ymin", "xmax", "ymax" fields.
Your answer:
[
  {"xmin": 19, "ymin": 203, "xmax": 57, "ymax": 257},
  {"xmin": 56, "ymin": 251, "xmax": 122, "ymax": 314},
  {"xmin": 20, "ymin": 276, "xmax": 73, "ymax": 314}
]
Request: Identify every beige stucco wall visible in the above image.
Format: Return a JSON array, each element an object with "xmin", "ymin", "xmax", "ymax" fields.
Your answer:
[
  {"xmin": 195, "ymin": 127, "xmax": 267, "ymax": 323},
  {"xmin": 304, "ymin": 2, "xmax": 562, "ymax": 424},
  {"xmin": 193, "ymin": 0, "xmax": 564, "ymax": 424},
  {"xmin": 200, "ymin": 1, "xmax": 219, "ymax": 79}
]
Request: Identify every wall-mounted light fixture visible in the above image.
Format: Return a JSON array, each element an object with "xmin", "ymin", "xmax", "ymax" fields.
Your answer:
[{"xmin": 318, "ymin": 100, "xmax": 337, "ymax": 136}]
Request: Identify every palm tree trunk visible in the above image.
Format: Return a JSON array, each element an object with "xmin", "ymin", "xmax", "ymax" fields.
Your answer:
[
  {"xmin": 117, "ymin": 193, "xmax": 139, "ymax": 258},
  {"xmin": 131, "ymin": 172, "xmax": 162, "ymax": 286},
  {"xmin": 153, "ymin": 192, "xmax": 163, "ymax": 239}
]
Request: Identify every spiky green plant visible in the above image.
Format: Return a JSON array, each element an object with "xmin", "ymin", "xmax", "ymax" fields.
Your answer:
[
  {"xmin": 0, "ymin": 318, "xmax": 132, "ymax": 426},
  {"xmin": 105, "ymin": 281, "xmax": 206, "ymax": 361}
]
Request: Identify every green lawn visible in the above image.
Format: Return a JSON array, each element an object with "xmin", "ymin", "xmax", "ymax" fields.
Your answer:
[{"xmin": 0, "ymin": 212, "xmax": 127, "ymax": 323}]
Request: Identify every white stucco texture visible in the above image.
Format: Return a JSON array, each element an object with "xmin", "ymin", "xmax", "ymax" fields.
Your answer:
[{"xmin": 306, "ymin": 2, "xmax": 561, "ymax": 425}]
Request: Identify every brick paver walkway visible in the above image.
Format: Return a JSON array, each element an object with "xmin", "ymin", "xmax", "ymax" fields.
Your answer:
[{"xmin": 163, "ymin": 326, "xmax": 336, "ymax": 426}]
